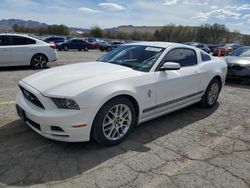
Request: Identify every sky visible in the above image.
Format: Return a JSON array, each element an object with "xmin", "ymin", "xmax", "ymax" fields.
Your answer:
[{"xmin": 0, "ymin": 0, "xmax": 249, "ymax": 34}]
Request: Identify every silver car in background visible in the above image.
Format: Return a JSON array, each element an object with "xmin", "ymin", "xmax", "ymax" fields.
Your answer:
[{"xmin": 225, "ymin": 46, "xmax": 250, "ymax": 79}]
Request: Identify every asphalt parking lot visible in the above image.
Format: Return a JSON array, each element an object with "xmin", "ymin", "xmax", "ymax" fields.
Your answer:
[{"xmin": 0, "ymin": 51, "xmax": 250, "ymax": 188}]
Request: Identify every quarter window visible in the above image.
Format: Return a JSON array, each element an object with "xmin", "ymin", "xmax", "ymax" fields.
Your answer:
[
  {"xmin": 162, "ymin": 48, "xmax": 197, "ymax": 67},
  {"xmin": 12, "ymin": 36, "xmax": 36, "ymax": 45},
  {"xmin": 201, "ymin": 51, "xmax": 211, "ymax": 61}
]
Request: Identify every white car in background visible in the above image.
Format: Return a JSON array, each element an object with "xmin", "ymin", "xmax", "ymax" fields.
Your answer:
[
  {"xmin": 16, "ymin": 42, "xmax": 227, "ymax": 146},
  {"xmin": 0, "ymin": 33, "xmax": 58, "ymax": 69}
]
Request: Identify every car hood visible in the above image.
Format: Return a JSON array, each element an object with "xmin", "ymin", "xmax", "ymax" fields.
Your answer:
[
  {"xmin": 21, "ymin": 62, "xmax": 139, "ymax": 97},
  {"xmin": 225, "ymin": 56, "xmax": 250, "ymax": 66}
]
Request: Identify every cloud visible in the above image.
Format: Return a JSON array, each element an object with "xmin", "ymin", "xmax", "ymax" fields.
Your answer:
[
  {"xmin": 78, "ymin": 7, "xmax": 100, "ymax": 14},
  {"xmin": 211, "ymin": 5, "xmax": 218, "ymax": 9},
  {"xmin": 225, "ymin": 4, "xmax": 250, "ymax": 11},
  {"xmin": 242, "ymin": 14, "xmax": 250, "ymax": 23},
  {"xmin": 193, "ymin": 9, "xmax": 241, "ymax": 21},
  {"xmin": 98, "ymin": 3, "xmax": 125, "ymax": 11},
  {"xmin": 163, "ymin": 0, "xmax": 178, "ymax": 6},
  {"xmin": 237, "ymin": 4, "xmax": 250, "ymax": 11}
]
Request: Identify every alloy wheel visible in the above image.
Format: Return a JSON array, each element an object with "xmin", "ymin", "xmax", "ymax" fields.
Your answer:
[
  {"xmin": 33, "ymin": 55, "xmax": 47, "ymax": 68},
  {"xmin": 207, "ymin": 82, "xmax": 219, "ymax": 105},
  {"xmin": 102, "ymin": 104, "xmax": 132, "ymax": 141}
]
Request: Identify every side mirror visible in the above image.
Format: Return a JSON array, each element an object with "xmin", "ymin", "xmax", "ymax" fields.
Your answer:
[{"xmin": 160, "ymin": 62, "xmax": 181, "ymax": 71}]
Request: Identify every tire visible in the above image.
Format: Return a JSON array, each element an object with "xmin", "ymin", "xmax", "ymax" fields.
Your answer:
[
  {"xmin": 199, "ymin": 78, "xmax": 221, "ymax": 108},
  {"xmin": 64, "ymin": 46, "xmax": 69, "ymax": 51},
  {"xmin": 31, "ymin": 54, "xmax": 48, "ymax": 69},
  {"xmin": 84, "ymin": 47, "xmax": 89, "ymax": 51},
  {"xmin": 92, "ymin": 97, "xmax": 136, "ymax": 146},
  {"xmin": 100, "ymin": 49, "xmax": 104, "ymax": 52},
  {"xmin": 58, "ymin": 49, "xmax": 62, "ymax": 51},
  {"xmin": 78, "ymin": 49, "xmax": 82, "ymax": 51}
]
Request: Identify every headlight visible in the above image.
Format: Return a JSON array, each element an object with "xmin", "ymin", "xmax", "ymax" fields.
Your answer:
[{"xmin": 51, "ymin": 98, "xmax": 80, "ymax": 110}]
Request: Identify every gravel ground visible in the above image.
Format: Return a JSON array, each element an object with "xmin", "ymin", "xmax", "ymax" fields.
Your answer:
[{"xmin": 0, "ymin": 50, "xmax": 250, "ymax": 188}]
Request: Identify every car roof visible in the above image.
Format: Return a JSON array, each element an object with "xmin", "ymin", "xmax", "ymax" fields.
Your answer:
[
  {"xmin": 125, "ymin": 41, "xmax": 195, "ymax": 49},
  {"xmin": 0, "ymin": 33, "xmax": 30, "ymax": 37}
]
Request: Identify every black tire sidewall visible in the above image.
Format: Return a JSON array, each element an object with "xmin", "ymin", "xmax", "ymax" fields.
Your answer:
[
  {"xmin": 92, "ymin": 97, "xmax": 136, "ymax": 146},
  {"xmin": 31, "ymin": 54, "xmax": 48, "ymax": 69}
]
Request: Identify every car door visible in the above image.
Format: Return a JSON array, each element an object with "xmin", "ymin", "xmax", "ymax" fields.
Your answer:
[
  {"xmin": 70, "ymin": 40, "xmax": 78, "ymax": 49},
  {"xmin": 0, "ymin": 36, "xmax": 12, "ymax": 66},
  {"xmin": 154, "ymin": 48, "xmax": 204, "ymax": 113},
  {"xmin": 10, "ymin": 36, "xmax": 36, "ymax": 66}
]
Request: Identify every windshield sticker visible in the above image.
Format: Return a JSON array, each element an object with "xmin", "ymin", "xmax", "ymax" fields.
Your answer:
[{"xmin": 145, "ymin": 47, "xmax": 162, "ymax": 52}]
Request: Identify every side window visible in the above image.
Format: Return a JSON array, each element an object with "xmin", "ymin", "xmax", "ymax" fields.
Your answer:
[
  {"xmin": 12, "ymin": 36, "xmax": 36, "ymax": 45},
  {"xmin": 201, "ymin": 51, "xmax": 211, "ymax": 62},
  {"xmin": 28, "ymin": 38, "xmax": 36, "ymax": 44},
  {"xmin": 163, "ymin": 48, "xmax": 197, "ymax": 67},
  {"xmin": 0, "ymin": 36, "xmax": 11, "ymax": 46}
]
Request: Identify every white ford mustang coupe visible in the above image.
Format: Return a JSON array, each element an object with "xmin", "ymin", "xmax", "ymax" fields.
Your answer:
[{"xmin": 16, "ymin": 42, "xmax": 227, "ymax": 146}]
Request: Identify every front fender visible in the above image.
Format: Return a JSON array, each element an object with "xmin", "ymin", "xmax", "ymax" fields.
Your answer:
[{"xmin": 75, "ymin": 83, "xmax": 140, "ymax": 113}]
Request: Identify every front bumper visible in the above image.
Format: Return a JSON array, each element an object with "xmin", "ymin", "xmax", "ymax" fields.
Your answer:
[
  {"xmin": 16, "ymin": 84, "xmax": 96, "ymax": 142},
  {"xmin": 227, "ymin": 64, "xmax": 250, "ymax": 78}
]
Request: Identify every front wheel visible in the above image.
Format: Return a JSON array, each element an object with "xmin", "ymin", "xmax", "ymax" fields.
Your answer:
[
  {"xmin": 31, "ymin": 54, "xmax": 48, "ymax": 69},
  {"xmin": 199, "ymin": 78, "xmax": 221, "ymax": 108},
  {"xmin": 92, "ymin": 97, "xmax": 136, "ymax": 146}
]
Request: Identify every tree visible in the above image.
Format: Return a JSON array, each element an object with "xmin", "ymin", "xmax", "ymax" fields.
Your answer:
[
  {"xmin": 12, "ymin": 24, "xmax": 69, "ymax": 35},
  {"xmin": 88, "ymin": 26, "xmax": 103, "ymax": 38}
]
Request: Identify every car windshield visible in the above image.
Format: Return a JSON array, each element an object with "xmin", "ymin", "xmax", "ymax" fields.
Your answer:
[
  {"xmin": 230, "ymin": 47, "xmax": 250, "ymax": 57},
  {"xmin": 97, "ymin": 45, "xmax": 165, "ymax": 72}
]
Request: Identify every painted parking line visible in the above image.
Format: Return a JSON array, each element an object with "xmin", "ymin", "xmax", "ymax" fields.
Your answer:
[{"xmin": 0, "ymin": 101, "xmax": 16, "ymax": 105}]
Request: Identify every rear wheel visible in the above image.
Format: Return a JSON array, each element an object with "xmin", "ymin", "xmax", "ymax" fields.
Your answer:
[
  {"xmin": 31, "ymin": 54, "xmax": 48, "ymax": 69},
  {"xmin": 84, "ymin": 47, "xmax": 89, "ymax": 51},
  {"xmin": 64, "ymin": 46, "xmax": 69, "ymax": 51},
  {"xmin": 92, "ymin": 97, "xmax": 136, "ymax": 146},
  {"xmin": 199, "ymin": 78, "xmax": 221, "ymax": 108}
]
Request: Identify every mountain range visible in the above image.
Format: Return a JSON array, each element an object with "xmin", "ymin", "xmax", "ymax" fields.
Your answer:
[
  {"xmin": 0, "ymin": 19, "xmax": 88, "ymax": 33},
  {"xmin": 0, "ymin": 19, "xmax": 164, "ymax": 34}
]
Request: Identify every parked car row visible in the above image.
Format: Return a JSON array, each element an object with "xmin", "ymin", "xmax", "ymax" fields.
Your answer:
[
  {"xmin": 43, "ymin": 36, "xmax": 125, "ymax": 52},
  {"xmin": 0, "ymin": 33, "xmax": 249, "ymax": 81},
  {"xmin": 184, "ymin": 42, "xmax": 211, "ymax": 53},
  {"xmin": 212, "ymin": 43, "xmax": 241, "ymax": 56},
  {"xmin": 184, "ymin": 42, "xmax": 242, "ymax": 57}
]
